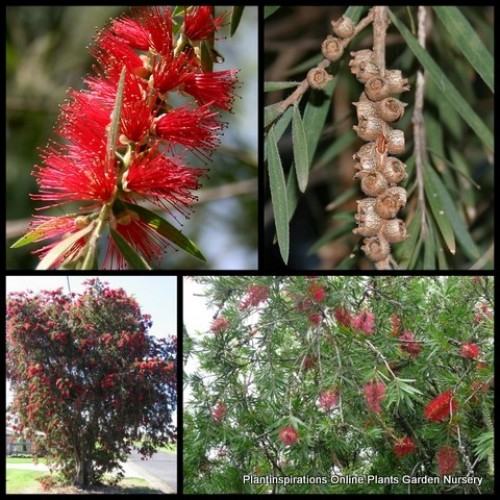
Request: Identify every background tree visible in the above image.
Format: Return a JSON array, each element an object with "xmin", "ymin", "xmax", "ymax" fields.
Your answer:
[
  {"xmin": 264, "ymin": 7, "xmax": 493, "ymax": 270},
  {"xmin": 6, "ymin": 278, "xmax": 177, "ymax": 489},
  {"xmin": 184, "ymin": 276, "xmax": 493, "ymax": 493}
]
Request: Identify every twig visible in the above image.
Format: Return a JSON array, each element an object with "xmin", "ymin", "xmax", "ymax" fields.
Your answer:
[
  {"xmin": 372, "ymin": 6, "xmax": 389, "ymax": 76},
  {"xmin": 412, "ymin": 6, "xmax": 429, "ymax": 237},
  {"xmin": 275, "ymin": 10, "xmax": 374, "ymax": 117}
]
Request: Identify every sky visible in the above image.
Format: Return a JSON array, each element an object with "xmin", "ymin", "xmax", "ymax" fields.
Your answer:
[{"xmin": 5, "ymin": 275, "xmax": 177, "ymax": 407}]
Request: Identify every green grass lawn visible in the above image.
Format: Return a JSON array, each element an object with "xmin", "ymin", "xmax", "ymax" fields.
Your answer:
[
  {"xmin": 7, "ymin": 457, "xmax": 47, "ymax": 464},
  {"xmin": 6, "ymin": 469, "xmax": 45, "ymax": 494}
]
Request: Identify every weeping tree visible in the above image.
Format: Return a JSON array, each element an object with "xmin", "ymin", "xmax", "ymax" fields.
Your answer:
[
  {"xmin": 184, "ymin": 276, "xmax": 493, "ymax": 493},
  {"xmin": 6, "ymin": 278, "xmax": 177, "ymax": 489}
]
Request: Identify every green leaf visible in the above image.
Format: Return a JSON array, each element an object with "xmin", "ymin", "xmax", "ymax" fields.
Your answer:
[
  {"xmin": 264, "ymin": 6, "xmax": 280, "ymax": 19},
  {"xmin": 229, "ymin": 6, "xmax": 244, "ymax": 37},
  {"xmin": 433, "ymin": 7, "xmax": 493, "ymax": 92},
  {"xmin": 11, "ymin": 218, "xmax": 68, "ymax": 248},
  {"xmin": 423, "ymin": 163, "xmax": 456, "ymax": 256},
  {"xmin": 423, "ymin": 218, "xmax": 437, "ymax": 269},
  {"xmin": 109, "ymin": 227, "xmax": 152, "ymax": 270},
  {"xmin": 123, "ymin": 203, "xmax": 206, "ymax": 262},
  {"xmin": 389, "ymin": 10, "xmax": 493, "ymax": 152},
  {"xmin": 264, "ymin": 81, "xmax": 300, "ymax": 92},
  {"xmin": 264, "ymin": 102, "xmax": 283, "ymax": 128},
  {"xmin": 292, "ymin": 105, "xmax": 309, "ymax": 192},
  {"xmin": 36, "ymin": 223, "xmax": 94, "ymax": 270},
  {"xmin": 423, "ymin": 163, "xmax": 480, "ymax": 260},
  {"xmin": 107, "ymin": 66, "xmax": 126, "ymax": 167},
  {"xmin": 200, "ymin": 41, "xmax": 213, "ymax": 73},
  {"xmin": 267, "ymin": 128, "xmax": 289, "ymax": 263}
]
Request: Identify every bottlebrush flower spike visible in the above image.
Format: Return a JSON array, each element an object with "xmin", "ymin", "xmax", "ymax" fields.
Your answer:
[
  {"xmin": 212, "ymin": 401, "xmax": 227, "ymax": 423},
  {"xmin": 393, "ymin": 437, "xmax": 416, "ymax": 458},
  {"xmin": 308, "ymin": 282, "xmax": 326, "ymax": 302},
  {"xmin": 352, "ymin": 309, "xmax": 375, "ymax": 335},
  {"xmin": 436, "ymin": 445, "xmax": 458, "ymax": 475},
  {"xmin": 210, "ymin": 317, "xmax": 230, "ymax": 334},
  {"xmin": 317, "ymin": 389, "xmax": 339, "ymax": 412},
  {"xmin": 334, "ymin": 307, "xmax": 353, "ymax": 328},
  {"xmin": 460, "ymin": 342, "xmax": 481, "ymax": 359},
  {"xmin": 239, "ymin": 285, "xmax": 269, "ymax": 311},
  {"xmin": 363, "ymin": 381, "xmax": 386, "ymax": 413},
  {"xmin": 424, "ymin": 390, "xmax": 457, "ymax": 422},
  {"xmin": 278, "ymin": 427, "xmax": 298, "ymax": 446},
  {"xmin": 399, "ymin": 330, "xmax": 422, "ymax": 357},
  {"xmin": 13, "ymin": 6, "xmax": 239, "ymax": 270}
]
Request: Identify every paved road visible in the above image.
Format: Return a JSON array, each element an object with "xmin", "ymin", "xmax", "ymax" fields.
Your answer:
[{"xmin": 128, "ymin": 450, "xmax": 177, "ymax": 493}]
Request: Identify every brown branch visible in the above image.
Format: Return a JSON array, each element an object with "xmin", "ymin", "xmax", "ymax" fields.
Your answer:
[{"xmin": 372, "ymin": 6, "xmax": 389, "ymax": 76}]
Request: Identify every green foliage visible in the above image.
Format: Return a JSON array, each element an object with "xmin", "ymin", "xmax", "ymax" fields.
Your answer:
[{"xmin": 184, "ymin": 276, "xmax": 494, "ymax": 494}]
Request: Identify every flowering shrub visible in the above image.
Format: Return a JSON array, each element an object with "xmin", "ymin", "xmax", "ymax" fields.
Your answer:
[
  {"xmin": 6, "ymin": 278, "xmax": 177, "ymax": 488},
  {"xmin": 184, "ymin": 276, "xmax": 494, "ymax": 494},
  {"xmin": 12, "ymin": 6, "xmax": 240, "ymax": 270}
]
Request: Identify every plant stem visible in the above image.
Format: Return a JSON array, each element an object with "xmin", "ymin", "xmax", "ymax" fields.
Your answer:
[
  {"xmin": 81, "ymin": 204, "xmax": 111, "ymax": 269},
  {"xmin": 372, "ymin": 6, "xmax": 389, "ymax": 76}
]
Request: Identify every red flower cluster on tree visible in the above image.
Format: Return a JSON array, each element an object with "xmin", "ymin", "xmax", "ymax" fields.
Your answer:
[
  {"xmin": 19, "ymin": 6, "xmax": 239, "ymax": 269},
  {"xmin": 334, "ymin": 307, "xmax": 353, "ymax": 328},
  {"xmin": 436, "ymin": 445, "xmax": 458, "ymax": 475},
  {"xmin": 424, "ymin": 390, "xmax": 457, "ymax": 422},
  {"xmin": 210, "ymin": 316, "xmax": 230, "ymax": 333},
  {"xmin": 390, "ymin": 313, "xmax": 402, "ymax": 336},
  {"xmin": 317, "ymin": 389, "xmax": 339, "ymax": 412},
  {"xmin": 308, "ymin": 282, "xmax": 326, "ymax": 302},
  {"xmin": 460, "ymin": 342, "xmax": 481, "ymax": 359},
  {"xmin": 363, "ymin": 381, "xmax": 386, "ymax": 413},
  {"xmin": 308, "ymin": 313, "xmax": 323, "ymax": 325},
  {"xmin": 393, "ymin": 437, "xmax": 416, "ymax": 458},
  {"xmin": 352, "ymin": 310, "xmax": 375, "ymax": 335},
  {"xmin": 239, "ymin": 285, "xmax": 269, "ymax": 310},
  {"xmin": 212, "ymin": 401, "xmax": 227, "ymax": 423},
  {"xmin": 26, "ymin": 363, "xmax": 44, "ymax": 378},
  {"xmin": 399, "ymin": 330, "xmax": 422, "ymax": 357},
  {"xmin": 278, "ymin": 427, "xmax": 298, "ymax": 446}
]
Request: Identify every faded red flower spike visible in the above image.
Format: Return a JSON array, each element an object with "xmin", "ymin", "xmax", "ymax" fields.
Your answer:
[
  {"xmin": 212, "ymin": 401, "xmax": 226, "ymax": 423},
  {"xmin": 399, "ymin": 330, "xmax": 422, "ymax": 357},
  {"xmin": 393, "ymin": 437, "xmax": 416, "ymax": 458},
  {"xmin": 424, "ymin": 390, "xmax": 457, "ymax": 422},
  {"xmin": 278, "ymin": 427, "xmax": 298, "ymax": 446},
  {"xmin": 334, "ymin": 307, "xmax": 353, "ymax": 328},
  {"xmin": 210, "ymin": 317, "xmax": 230, "ymax": 334},
  {"xmin": 460, "ymin": 342, "xmax": 481, "ymax": 359},
  {"xmin": 353, "ymin": 309, "xmax": 375, "ymax": 335},
  {"xmin": 317, "ymin": 389, "xmax": 339, "ymax": 412},
  {"xmin": 363, "ymin": 381, "xmax": 386, "ymax": 413},
  {"xmin": 436, "ymin": 445, "xmax": 458, "ymax": 475},
  {"xmin": 239, "ymin": 285, "xmax": 269, "ymax": 311},
  {"xmin": 308, "ymin": 282, "xmax": 326, "ymax": 302},
  {"xmin": 17, "ymin": 6, "xmax": 239, "ymax": 269}
]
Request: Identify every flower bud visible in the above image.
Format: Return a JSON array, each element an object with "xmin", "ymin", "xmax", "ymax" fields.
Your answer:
[
  {"xmin": 331, "ymin": 16, "xmax": 355, "ymax": 39},
  {"xmin": 307, "ymin": 67, "xmax": 332, "ymax": 89},
  {"xmin": 321, "ymin": 35, "xmax": 344, "ymax": 62}
]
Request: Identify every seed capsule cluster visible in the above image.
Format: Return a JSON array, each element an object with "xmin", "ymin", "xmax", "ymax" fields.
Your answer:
[{"xmin": 350, "ymin": 48, "xmax": 410, "ymax": 264}]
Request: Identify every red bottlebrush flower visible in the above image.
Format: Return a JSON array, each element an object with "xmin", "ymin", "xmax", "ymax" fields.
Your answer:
[
  {"xmin": 399, "ymin": 330, "xmax": 422, "ymax": 357},
  {"xmin": 352, "ymin": 310, "xmax": 375, "ymax": 335},
  {"xmin": 183, "ymin": 70, "xmax": 239, "ymax": 111},
  {"xmin": 460, "ymin": 342, "xmax": 481, "ymax": 359},
  {"xmin": 390, "ymin": 313, "xmax": 401, "ymax": 336},
  {"xmin": 436, "ymin": 446, "xmax": 458, "ymax": 475},
  {"xmin": 184, "ymin": 6, "xmax": 225, "ymax": 41},
  {"xmin": 18, "ymin": 6, "xmax": 239, "ymax": 270},
  {"xmin": 317, "ymin": 389, "xmax": 339, "ymax": 412},
  {"xmin": 308, "ymin": 282, "xmax": 326, "ymax": 302},
  {"xmin": 393, "ymin": 437, "xmax": 416, "ymax": 458},
  {"xmin": 363, "ymin": 381, "xmax": 386, "ymax": 413},
  {"xmin": 278, "ymin": 427, "xmax": 298, "ymax": 446},
  {"xmin": 239, "ymin": 285, "xmax": 269, "ymax": 310},
  {"xmin": 210, "ymin": 317, "xmax": 230, "ymax": 333},
  {"xmin": 212, "ymin": 401, "xmax": 226, "ymax": 423},
  {"xmin": 334, "ymin": 307, "xmax": 352, "ymax": 328},
  {"xmin": 424, "ymin": 390, "xmax": 457, "ymax": 422},
  {"xmin": 308, "ymin": 313, "xmax": 322, "ymax": 325},
  {"xmin": 302, "ymin": 355, "xmax": 316, "ymax": 371}
]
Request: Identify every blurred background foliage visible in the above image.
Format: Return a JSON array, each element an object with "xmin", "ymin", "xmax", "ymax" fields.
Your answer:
[
  {"xmin": 6, "ymin": 6, "xmax": 258, "ymax": 270},
  {"xmin": 264, "ymin": 6, "xmax": 493, "ymax": 270}
]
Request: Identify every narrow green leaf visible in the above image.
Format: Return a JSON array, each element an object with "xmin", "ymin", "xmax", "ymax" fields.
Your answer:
[
  {"xmin": 123, "ymin": 202, "xmax": 206, "ymax": 262},
  {"xmin": 36, "ymin": 224, "xmax": 94, "ymax": 270},
  {"xmin": 11, "ymin": 219, "xmax": 63, "ymax": 248},
  {"xmin": 107, "ymin": 66, "xmax": 126, "ymax": 167},
  {"xmin": 264, "ymin": 81, "xmax": 300, "ymax": 92},
  {"xmin": 229, "ymin": 6, "xmax": 244, "ymax": 37},
  {"xmin": 423, "ymin": 163, "xmax": 456, "ymax": 256},
  {"xmin": 389, "ymin": 10, "xmax": 493, "ymax": 152},
  {"xmin": 292, "ymin": 105, "xmax": 309, "ymax": 192},
  {"xmin": 109, "ymin": 227, "xmax": 152, "ymax": 270},
  {"xmin": 394, "ymin": 206, "xmax": 422, "ymax": 269},
  {"xmin": 423, "ymin": 163, "xmax": 480, "ymax": 260},
  {"xmin": 308, "ymin": 222, "xmax": 355, "ymax": 255},
  {"xmin": 200, "ymin": 41, "xmax": 213, "ymax": 73},
  {"xmin": 267, "ymin": 128, "xmax": 289, "ymax": 263},
  {"xmin": 433, "ymin": 7, "xmax": 493, "ymax": 92},
  {"xmin": 423, "ymin": 218, "xmax": 437, "ymax": 269},
  {"xmin": 265, "ymin": 102, "xmax": 283, "ymax": 128},
  {"xmin": 264, "ymin": 6, "xmax": 280, "ymax": 19}
]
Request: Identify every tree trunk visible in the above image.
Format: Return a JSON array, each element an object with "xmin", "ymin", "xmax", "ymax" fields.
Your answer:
[{"xmin": 75, "ymin": 455, "xmax": 90, "ymax": 488}]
